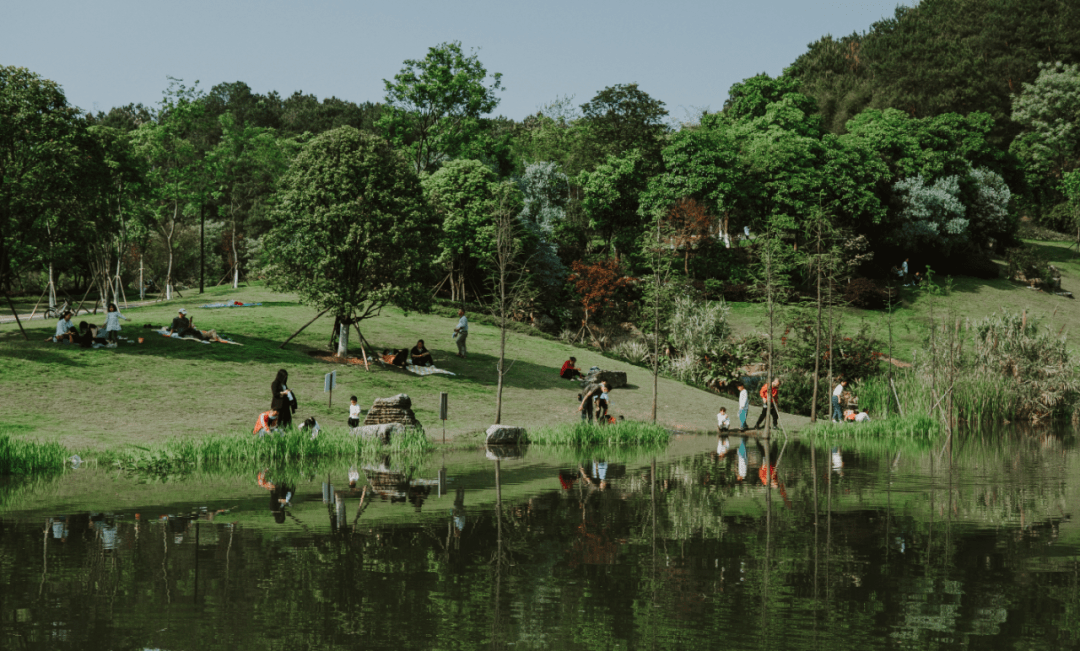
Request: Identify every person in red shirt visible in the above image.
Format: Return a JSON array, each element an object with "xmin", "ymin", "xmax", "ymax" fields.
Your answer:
[
  {"xmin": 253, "ymin": 409, "xmax": 279, "ymax": 436},
  {"xmin": 560, "ymin": 357, "xmax": 584, "ymax": 380},
  {"xmin": 753, "ymin": 379, "xmax": 780, "ymax": 430}
]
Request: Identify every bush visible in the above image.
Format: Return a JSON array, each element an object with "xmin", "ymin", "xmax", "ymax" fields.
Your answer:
[
  {"xmin": 842, "ymin": 278, "xmax": 890, "ymax": 309},
  {"xmin": 1006, "ymin": 246, "xmax": 1054, "ymax": 287}
]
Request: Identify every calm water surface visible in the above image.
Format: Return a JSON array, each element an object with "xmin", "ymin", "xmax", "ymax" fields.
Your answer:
[{"xmin": 1, "ymin": 430, "xmax": 1078, "ymax": 650}]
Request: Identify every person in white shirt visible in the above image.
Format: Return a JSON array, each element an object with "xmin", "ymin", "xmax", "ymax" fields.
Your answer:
[
  {"xmin": 832, "ymin": 380, "xmax": 847, "ymax": 422},
  {"xmin": 53, "ymin": 311, "xmax": 76, "ymax": 343},
  {"xmin": 737, "ymin": 382, "xmax": 749, "ymax": 431},
  {"xmin": 104, "ymin": 303, "xmax": 129, "ymax": 346},
  {"xmin": 717, "ymin": 407, "xmax": 730, "ymax": 432},
  {"xmin": 453, "ymin": 309, "xmax": 469, "ymax": 358},
  {"xmin": 855, "ymin": 409, "xmax": 871, "ymax": 422},
  {"xmin": 348, "ymin": 396, "xmax": 361, "ymax": 427}
]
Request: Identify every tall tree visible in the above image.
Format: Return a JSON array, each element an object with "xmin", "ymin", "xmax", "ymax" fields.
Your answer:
[
  {"xmin": 379, "ymin": 41, "xmax": 503, "ymax": 173},
  {"xmin": 264, "ymin": 127, "xmax": 438, "ymax": 357},
  {"xmin": 132, "ymin": 79, "xmax": 207, "ymax": 299},
  {"xmin": 0, "ymin": 66, "xmax": 83, "ymax": 295},
  {"xmin": 579, "ymin": 83, "xmax": 668, "ymax": 171}
]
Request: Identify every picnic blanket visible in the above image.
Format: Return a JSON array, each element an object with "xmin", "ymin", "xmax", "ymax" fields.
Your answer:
[
  {"xmin": 199, "ymin": 301, "xmax": 263, "ymax": 308},
  {"xmin": 405, "ymin": 364, "xmax": 455, "ymax": 377},
  {"xmin": 154, "ymin": 328, "xmax": 243, "ymax": 345}
]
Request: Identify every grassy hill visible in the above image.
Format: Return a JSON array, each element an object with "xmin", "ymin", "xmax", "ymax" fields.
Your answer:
[{"xmin": 0, "ymin": 284, "xmax": 786, "ymax": 451}]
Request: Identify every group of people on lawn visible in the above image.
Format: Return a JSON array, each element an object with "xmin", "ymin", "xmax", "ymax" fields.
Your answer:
[
  {"xmin": 51, "ymin": 303, "xmax": 129, "ymax": 348},
  {"xmin": 716, "ymin": 378, "xmax": 870, "ymax": 432}
]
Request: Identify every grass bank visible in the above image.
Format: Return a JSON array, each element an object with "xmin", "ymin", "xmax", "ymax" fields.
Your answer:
[
  {"xmin": 0, "ymin": 430, "xmax": 68, "ymax": 474},
  {"xmin": 1, "ymin": 283, "xmax": 803, "ymax": 451},
  {"xmin": 799, "ymin": 414, "xmax": 942, "ymax": 455},
  {"xmin": 523, "ymin": 421, "xmax": 671, "ymax": 461}
]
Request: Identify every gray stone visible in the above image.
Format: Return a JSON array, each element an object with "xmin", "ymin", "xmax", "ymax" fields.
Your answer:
[
  {"xmin": 485, "ymin": 445, "xmax": 526, "ymax": 461},
  {"xmin": 485, "ymin": 425, "xmax": 526, "ymax": 445},
  {"xmin": 355, "ymin": 423, "xmax": 406, "ymax": 443},
  {"xmin": 372, "ymin": 393, "xmax": 412, "ymax": 409},
  {"xmin": 581, "ymin": 369, "xmax": 627, "ymax": 392}
]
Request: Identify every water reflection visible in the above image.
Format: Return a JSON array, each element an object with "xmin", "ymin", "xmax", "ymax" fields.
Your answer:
[{"xmin": 0, "ymin": 430, "xmax": 1078, "ymax": 649}]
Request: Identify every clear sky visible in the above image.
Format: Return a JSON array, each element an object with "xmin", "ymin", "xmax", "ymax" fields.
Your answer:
[{"xmin": 1, "ymin": 0, "xmax": 909, "ymax": 122}]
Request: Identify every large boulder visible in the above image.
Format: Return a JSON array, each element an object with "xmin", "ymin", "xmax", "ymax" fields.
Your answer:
[
  {"xmin": 354, "ymin": 422, "xmax": 407, "ymax": 443},
  {"xmin": 485, "ymin": 425, "xmax": 526, "ymax": 445},
  {"xmin": 362, "ymin": 393, "xmax": 422, "ymax": 429},
  {"xmin": 583, "ymin": 369, "xmax": 626, "ymax": 388}
]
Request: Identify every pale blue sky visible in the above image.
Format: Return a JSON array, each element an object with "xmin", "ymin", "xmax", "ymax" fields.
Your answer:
[{"xmin": 2, "ymin": 0, "xmax": 909, "ymax": 121}]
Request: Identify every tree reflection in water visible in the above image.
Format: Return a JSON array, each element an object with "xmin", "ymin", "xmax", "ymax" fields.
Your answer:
[{"xmin": 1, "ymin": 430, "xmax": 1079, "ymax": 649}]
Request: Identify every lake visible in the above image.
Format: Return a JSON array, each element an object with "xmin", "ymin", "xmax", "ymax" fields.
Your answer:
[{"xmin": 1, "ymin": 427, "xmax": 1078, "ymax": 650}]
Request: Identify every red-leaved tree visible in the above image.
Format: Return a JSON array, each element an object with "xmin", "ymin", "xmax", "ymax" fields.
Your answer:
[
  {"xmin": 664, "ymin": 198, "xmax": 715, "ymax": 275},
  {"xmin": 568, "ymin": 259, "xmax": 634, "ymax": 346}
]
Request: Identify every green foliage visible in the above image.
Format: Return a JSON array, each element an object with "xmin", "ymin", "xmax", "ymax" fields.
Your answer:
[
  {"xmin": 378, "ymin": 41, "xmax": 503, "ymax": 173},
  {"xmin": 1011, "ymin": 61, "xmax": 1080, "ymax": 182},
  {"xmin": 579, "ymin": 149, "xmax": 649, "ymax": 258},
  {"xmin": 0, "ymin": 65, "xmax": 86, "ymax": 287},
  {"xmin": 263, "ymin": 127, "xmax": 438, "ymax": 337},
  {"xmin": 524, "ymin": 420, "xmax": 670, "ymax": 458},
  {"xmin": 0, "ymin": 431, "xmax": 68, "ymax": 475},
  {"xmin": 667, "ymin": 295, "xmax": 731, "ymax": 361},
  {"xmin": 800, "ymin": 413, "xmax": 941, "ymax": 454},
  {"xmin": 579, "ymin": 83, "xmax": 668, "ymax": 169},
  {"xmin": 109, "ymin": 426, "xmax": 433, "ymax": 475}
]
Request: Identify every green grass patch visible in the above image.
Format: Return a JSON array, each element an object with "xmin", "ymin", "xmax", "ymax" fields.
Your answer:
[
  {"xmin": 799, "ymin": 414, "xmax": 941, "ymax": 455},
  {"xmin": 107, "ymin": 426, "xmax": 433, "ymax": 475},
  {"xmin": 0, "ymin": 430, "xmax": 69, "ymax": 475},
  {"xmin": 524, "ymin": 420, "xmax": 671, "ymax": 461}
]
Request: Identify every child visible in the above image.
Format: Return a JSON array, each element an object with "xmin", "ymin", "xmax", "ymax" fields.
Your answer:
[
  {"xmin": 843, "ymin": 409, "xmax": 857, "ymax": 422},
  {"xmin": 348, "ymin": 396, "xmax": 361, "ymax": 427},
  {"xmin": 104, "ymin": 303, "xmax": 130, "ymax": 346},
  {"xmin": 717, "ymin": 407, "xmax": 730, "ymax": 432},
  {"xmin": 855, "ymin": 408, "xmax": 871, "ymax": 422},
  {"xmin": 254, "ymin": 410, "xmax": 279, "ymax": 437},
  {"xmin": 737, "ymin": 383, "xmax": 749, "ymax": 431},
  {"xmin": 596, "ymin": 382, "xmax": 610, "ymax": 421}
]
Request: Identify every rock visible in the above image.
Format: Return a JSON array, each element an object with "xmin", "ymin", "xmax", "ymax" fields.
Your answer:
[
  {"xmin": 485, "ymin": 445, "xmax": 526, "ymax": 461},
  {"xmin": 355, "ymin": 423, "xmax": 406, "ymax": 443},
  {"xmin": 362, "ymin": 393, "xmax": 422, "ymax": 429},
  {"xmin": 581, "ymin": 369, "xmax": 627, "ymax": 390},
  {"xmin": 485, "ymin": 425, "xmax": 526, "ymax": 445}
]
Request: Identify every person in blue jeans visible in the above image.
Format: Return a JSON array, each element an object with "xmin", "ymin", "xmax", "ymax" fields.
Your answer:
[
  {"xmin": 831, "ymin": 380, "xmax": 847, "ymax": 422},
  {"xmin": 737, "ymin": 382, "xmax": 749, "ymax": 431}
]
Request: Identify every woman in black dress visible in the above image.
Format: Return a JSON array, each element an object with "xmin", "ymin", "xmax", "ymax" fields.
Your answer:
[{"xmin": 271, "ymin": 368, "xmax": 294, "ymax": 429}]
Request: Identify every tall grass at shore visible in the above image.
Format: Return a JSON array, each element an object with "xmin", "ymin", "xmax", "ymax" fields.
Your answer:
[
  {"xmin": 800, "ymin": 414, "xmax": 941, "ymax": 454},
  {"xmin": 858, "ymin": 371, "xmax": 1042, "ymax": 424},
  {"xmin": 524, "ymin": 421, "xmax": 671, "ymax": 460},
  {"xmin": 0, "ymin": 431, "xmax": 68, "ymax": 475},
  {"xmin": 108, "ymin": 427, "xmax": 433, "ymax": 474}
]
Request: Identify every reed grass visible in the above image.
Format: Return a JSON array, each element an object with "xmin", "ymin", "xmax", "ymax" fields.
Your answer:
[
  {"xmin": 523, "ymin": 421, "xmax": 671, "ymax": 461},
  {"xmin": 108, "ymin": 426, "xmax": 434, "ymax": 474},
  {"xmin": 800, "ymin": 414, "xmax": 941, "ymax": 454},
  {"xmin": 0, "ymin": 430, "xmax": 69, "ymax": 475}
]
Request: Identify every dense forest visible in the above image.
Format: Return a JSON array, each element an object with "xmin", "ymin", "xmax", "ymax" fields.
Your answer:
[{"xmin": 3, "ymin": 0, "xmax": 1079, "ymax": 417}]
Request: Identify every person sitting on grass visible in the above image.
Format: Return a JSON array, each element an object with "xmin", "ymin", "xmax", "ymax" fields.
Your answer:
[
  {"xmin": 382, "ymin": 348, "xmax": 408, "ymax": 367},
  {"xmin": 410, "ymin": 340, "xmax": 433, "ymax": 367},
  {"xmin": 560, "ymin": 357, "xmax": 584, "ymax": 380},
  {"xmin": 855, "ymin": 408, "xmax": 871, "ymax": 422},
  {"xmin": 254, "ymin": 409, "xmax": 279, "ymax": 436},
  {"xmin": 52, "ymin": 311, "xmax": 76, "ymax": 343},
  {"xmin": 844, "ymin": 409, "xmax": 857, "ymax": 422},
  {"xmin": 168, "ymin": 308, "xmax": 204, "ymax": 340}
]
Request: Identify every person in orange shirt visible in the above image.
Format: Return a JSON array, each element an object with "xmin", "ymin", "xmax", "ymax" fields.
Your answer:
[
  {"xmin": 253, "ymin": 409, "xmax": 279, "ymax": 436},
  {"xmin": 753, "ymin": 379, "xmax": 780, "ymax": 430}
]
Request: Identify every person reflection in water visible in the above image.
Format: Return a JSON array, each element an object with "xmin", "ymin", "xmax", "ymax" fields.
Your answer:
[
  {"xmin": 736, "ymin": 441, "xmax": 748, "ymax": 482},
  {"xmin": 452, "ymin": 488, "xmax": 467, "ymax": 537},
  {"xmin": 579, "ymin": 460, "xmax": 609, "ymax": 490},
  {"xmin": 831, "ymin": 447, "xmax": 844, "ymax": 477},
  {"xmin": 258, "ymin": 469, "xmax": 294, "ymax": 524}
]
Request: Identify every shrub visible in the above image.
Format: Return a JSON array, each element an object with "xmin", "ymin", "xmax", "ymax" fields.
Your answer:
[{"xmin": 842, "ymin": 278, "xmax": 890, "ymax": 309}]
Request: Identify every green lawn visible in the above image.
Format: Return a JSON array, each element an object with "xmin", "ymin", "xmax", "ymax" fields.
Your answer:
[
  {"xmin": 1, "ymin": 283, "xmax": 791, "ymax": 451},
  {"xmin": 724, "ymin": 239, "xmax": 1080, "ymax": 362}
]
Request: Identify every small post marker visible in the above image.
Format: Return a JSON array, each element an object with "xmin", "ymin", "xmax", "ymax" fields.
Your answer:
[
  {"xmin": 439, "ymin": 392, "xmax": 449, "ymax": 444},
  {"xmin": 325, "ymin": 370, "xmax": 337, "ymax": 410}
]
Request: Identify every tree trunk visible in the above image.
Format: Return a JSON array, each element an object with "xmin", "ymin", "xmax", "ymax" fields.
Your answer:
[
  {"xmin": 811, "ymin": 222, "xmax": 823, "ymax": 423},
  {"xmin": 48, "ymin": 261, "xmax": 56, "ymax": 310},
  {"xmin": 336, "ymin": 317, "xmax": 350, "ymax": 357},
  {"xmin": 139, "ymin": 255, "xmax": 145, "ymax": 301},
  {"xmin": 232, "ymin": 215, "xmax": 240, "ymax": 289}
]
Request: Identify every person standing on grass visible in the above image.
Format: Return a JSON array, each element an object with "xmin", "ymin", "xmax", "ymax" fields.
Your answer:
[
  {"xmin": 578, "ymin": 381, "xmax": 604, "ymax": 422},
  {"xmin": 271, "ymin": 369, "xmax": 294, "ymax": 429},
  {"xmin": 453, "ymin": 309, "xmax": 468, "ymax": 358},
  {"xmin": 832, "ymin": 380, "xmax": 847, "ymax": 422},
  {"xmin": 902, "ymin": 258, "xmax": 909, "ymax": 285},
  {"xmin": 104, "ymin": 303, "xmax": 129, "ymax": 346},
  {"xmin": 348, "ymin": 396, "xmax": 361, "ymax": 428},
  {"xmin": 737, "ymin": 382, "xmax": 749, "ymax": 431},
  {"xmin": 754, "ymin": 379, "xmax": 780, "ymax": 430},
  {"xmin": 596, "ymin": 381, "xmax": 611, "ymax": 421}
]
